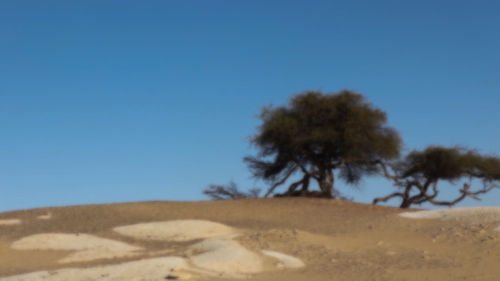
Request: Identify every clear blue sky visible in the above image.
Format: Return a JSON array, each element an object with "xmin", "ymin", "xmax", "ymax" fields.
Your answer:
[{"xmin": 1, "ymin": 0, "xmax": 499, "ymax": 212}]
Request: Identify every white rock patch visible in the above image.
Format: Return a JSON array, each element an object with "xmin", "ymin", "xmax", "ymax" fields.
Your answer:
[
  {"xmin": 114, "ymin": 219, "xmax": 236, "ymax": 241},
  {"xmin": 190, "ymin": 238, "xmax": 263, "ymax": 274},
  {"xmin": 0, "ymin": 219, "xmax": 21, "ymax": 225},
  {"xmin": 37, "ymin": 213, "xmax": 52, "ymax": 220},
  {"xmin": 399, "ymin": 207, "xmax": 500, "ymax": 231},
  {"xmin": 5, "ymin": 220, "xmax": 308, "ymax": 280},
  {"xmin": 0, "ymin": 256, "xmax": 193, "ymax": 281},
  {"xmin": 261, "ymin": 250, "xmax": 305, "ymax": 269},
  {"xmin": 399, "ymin": 207, "xmax": 500, "ymax": 222},
  {"xmin": 12, "ymin": 233, "xmax": 142, "ymax": 263}
]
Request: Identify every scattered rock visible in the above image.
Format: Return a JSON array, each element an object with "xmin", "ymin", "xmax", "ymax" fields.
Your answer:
[{"xmin": 261, "ymin": 250, "xmax": 305, "ymax": 268}]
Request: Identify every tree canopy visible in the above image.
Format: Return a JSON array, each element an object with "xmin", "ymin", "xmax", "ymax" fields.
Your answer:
[
  {"xmin": 245, "ymin": 90, "xmax": 402, "ymax": 198},
  {"xmin": 373, "ymin": 146, "xmax": 500, "ymax": 208}
]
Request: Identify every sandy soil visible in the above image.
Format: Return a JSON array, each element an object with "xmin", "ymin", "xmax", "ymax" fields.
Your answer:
[{"xmin": 0, "ymin": 198, "xmax": 498, "ymax": 281}]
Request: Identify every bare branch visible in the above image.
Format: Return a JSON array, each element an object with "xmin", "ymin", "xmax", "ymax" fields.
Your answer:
[
  {"xmin": 426, "ymin": 182, "xmax": 498, "ymax": 206},
  {"xmin": 372, "ymin": 191, "xmax": 405, "ymax": 205},
  {"xmin": 277, "ymin": 173, "xmax": 311, "ymax": 196},
  {"xmin": 264, "ymin": 165, "xmax": 298, "ymax": 197}
]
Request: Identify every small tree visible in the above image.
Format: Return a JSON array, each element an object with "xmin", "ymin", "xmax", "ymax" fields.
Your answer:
[
  {"xmin": 245, "ymin": 90, "xmax": 402, "ymax": 198},
  {"xmin": 203, "ymin": 181, "xmax": 261, "ymax": 200},
  {"xmin": 373, "ymin": 146, "xmax": 500, "ymax": 208}
]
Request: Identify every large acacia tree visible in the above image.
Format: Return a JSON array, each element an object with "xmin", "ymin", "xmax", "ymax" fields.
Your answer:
[
  {"xmin": 245, "ymin": 90, "xmax": 402, "ymax": 198},
  {"xmin": 373, "ymin": 146, "xmax": 500, "ymax": 208}
]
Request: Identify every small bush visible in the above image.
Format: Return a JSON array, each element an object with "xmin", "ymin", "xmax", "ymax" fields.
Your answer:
[{"xmin": 203, "ymin": 181, "xmax": 261, "ymax": 200}]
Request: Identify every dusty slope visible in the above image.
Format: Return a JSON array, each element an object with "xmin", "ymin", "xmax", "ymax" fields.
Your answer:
[{"xmin": 0, "ymin": 198, "xmax": 498, "ymax": 281}]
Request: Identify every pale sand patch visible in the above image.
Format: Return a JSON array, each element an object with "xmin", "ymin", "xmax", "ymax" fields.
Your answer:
[
  {"xmin": 189, "ymin": 238, "xmax": 263, "ymax": 274},
  {"xmin": 261, "ymin": 250, "xmax": 305, "ymax": 269},
  {"xmin": 399, "ymin": 207, "xmax": 500, "ymax": 231},
  {"xmin": 11, "ymin": 233, "xmax": 142, "ymax": 263},
  {"xmin": 399, "ymin": 207, "xmax": 500, "ymax": 223},
  {"xmin": 114, "ymin": 219, "xmax": 236, "ymax": 241},
  {"xmin": 37, "ymin": 213, "xmax": 51, "ymax": 220},
  {"xmin": 0, "ymin": 256, "xmax": 194, "ymax": 281},
  {"xmin": 0, "ymin": 219, "xmax": 21, "ymax": 225}
]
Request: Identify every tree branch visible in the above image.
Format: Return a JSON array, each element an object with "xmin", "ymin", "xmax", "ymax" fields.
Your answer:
[
  {"xmin": 426, "ymin": 182, "xmax": 498, "ymax": 206},
  {"xmin": 264, "ymin": 165, "xmax": 298, "ymax": 197},
  {"xmin": 368, "ymin": 159, "xmax": 405, "ymax": 186},
  {"xmin": 372, "ymin": 191, "xmax": 405, "ymax": 205},
  {"xmin": 280, "ymin": 173, "xmax": 310, "ymax": 196}
]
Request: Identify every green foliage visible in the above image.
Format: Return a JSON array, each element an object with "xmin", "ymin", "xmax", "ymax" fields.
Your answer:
[
  {"xmin": 400, "ymin": 146, "xmax": 500, "ymax": 181},
  {"xmin": 246, "ymin": 90, "xmax": 402, "ymax": 197},
  {"xmin": 374, "ymin": 146, "xmax": 500, "ymax": 208},
  {"xmin": 202, "ymin": 89, "xmax": 499, "ymax": 207}
]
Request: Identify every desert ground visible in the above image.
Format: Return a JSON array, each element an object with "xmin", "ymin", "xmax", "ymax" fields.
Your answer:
[{"xmin": 0, "ymin": 198, "xmax": 498, "ymax": 281}]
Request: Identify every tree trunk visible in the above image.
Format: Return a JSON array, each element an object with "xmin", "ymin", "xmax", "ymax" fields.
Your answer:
[
  {"xmin": 318, "ymin": 169, "xmax": 334, "ymax": 198},
  {"xmin": 399, "ymin": 199, "xmax": 411, "ymax": 208}
]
